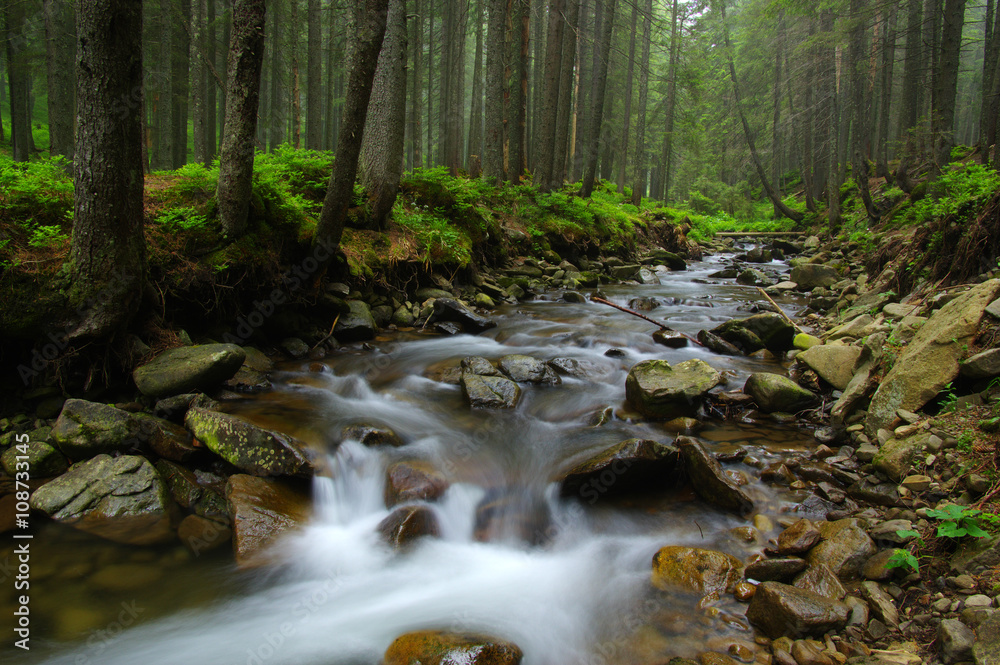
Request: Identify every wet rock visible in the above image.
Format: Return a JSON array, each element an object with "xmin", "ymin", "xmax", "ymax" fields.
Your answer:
[
  {"xmin": 223, "ymin": 366, "xmax": 272, "ymax": 393},
  {"xmin": 793, "ymin": 563, "xmax": 846, "ymax": 600},
  {"xmin": 862, "ymin": 550, "xmax": 901, "ymax": 581},
  {"xmin": 280, "ymin": 337, "xmax": 310, "ymax": 358},
  {"xmin": 383, "ymin": 631, "xmax": 523, "ymax": 665},
  {"xmin": 385, "ymin": 461, "xmax": 449, "ymax": 506},
  {"xmin": 698, "ymin": 330, "xmax": 743, "ymax": 356},
  {"xmin": 797, "ymin": 345, "xmax": 862, "ymax": 391},
  {"xmin": 860, "ymin": 581, "xmax": 898, "ymax": 628},
  {"xmin": 133, "ymin": 343, "xmax": 246, "ymax": 397},
  {"xmin": 185, "ymin": 407, "xmax": 316, "ymax": 477},
  {"xmin": 646, "ymin": 250, "xmax": 687, "ymax": 271},
  {"xmin": 50, "ymin": 399, "xmax": 144, "ymax": 459},
  {"xmin": 777, "ymin": 519, "xmax": 822, "ymax": 555},
  {"xmin": 334, "ymin": 300, "xmax": 378, "ymax": 342},
  {"xmin": 378, "ymin": 505, "xmax": 441, "ymax": 549},
  {"xmin": 737, "ymin": 268, "xmax": 774, "ymax": 287},
  {"xmin": 744, "ymin": 558, "xmax": 808, "ymax": 582},
  {"xmin": 745, "ymin": 581, "xmax": 849, "ymax": 639},
  {"xmin": 872, "ymin": 432, "xmax": 931, "ymax": 481},
  {"xmin": 846, "ymin": 479, "xmax": 900, "ymax": 507},
  {"xmin": 473, "ymin": 489, "xmax": 551, "ymax": 544},
  {"xmin": 461, "ymin": 372, "xmax": 522, "ymax": 409},
  {"xmin": 625, "ymin": 359, "xmax": 723, "ymax": 419},
  {"xmin": 548, "ymin": 357, "xmax": 602, "ymax": 379},
  {"xmin": 790, "ymin": 265, "xmax": 839, "ymax": 290},
  {"xmin": 807, "ymin": 519, "xmax": 877, "ymax": 579},
  {"xmin": 416, "ymin": 287, "xmax": 454, "ymax": 300},
  {"xmin": 653, "ymin": 329, "xmax": 690, "ymax": 348},
  {"xmin": 29, "ymin": 454, "xmax": 176, "ymax": 545},
  {"xmin": 709, "ymin": 313, "xmax": 796, "ymax": 355},
  {"xmin": 790, "ymin": 640, "xmax": 834, "ymax": 665},
  {"xmin": 744, "ymin": 373, "xmax": 818, "ymax": 413},
  {"xmin": 177, "ymin": 514, "xmax": 231, "ymax": 554},
  {"xmin": 638, "ymin": 268, "xmax": 659, "ymax": 284},
  {"xmin": 498, "ymin": 355, "xmax": 560, "ymax": 384},
  {"xmin": 462, "ymin": 356, "xmax": 500, "ymax": 376},
  {"xmin": 392, "ymin": 305, "xmax": 416, "ymax": 327},
  {"xmin": 559, "ymin": 439, "xmax": 681, "ymax": 501},
  {"xmin": 0, "ymin": 439, "xmax": 67, "ymax": 477},
  {"xmin": 427, "ymin": 298, "xmax": 497, "ymax": 333},
  {"xmin": 226, "ymin": 474, "xmax": 310, "ymax": 566},
  {"xmin": 342, "ymin": 423, "xmax": 405, "ymax": 447},
  {"xmin": 651, "ymin": 546, "xmax": 744, "ymax": 595},
  {"xmin": 676, "ymin": 436, "xmax": 754, "ymax": 516},
  {"xmin": 134, "ymin": 413, "xmax": 200, "ymax": 462},
  {"xmin": 153, "ymin": 393, "xmax": 199, "ymax": 423},
  {"xmin": 867, "ymin": 279, "xmax": 1000, "ymax": 435},
  {"xmin": 562, "ymin": 291, "xmax": 587, "ymax": 303},
  {"xmin": 609, "ymin": 264, "xmax": 641, "ymax": 280}
]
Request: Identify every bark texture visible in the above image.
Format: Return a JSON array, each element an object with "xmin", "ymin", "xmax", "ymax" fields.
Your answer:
[{"xmin": 44, "ymin": 0, "xmax": 76, "ymax": 160}]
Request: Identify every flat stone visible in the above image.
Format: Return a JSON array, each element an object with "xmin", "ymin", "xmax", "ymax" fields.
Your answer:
[
  {"xmin": 710, "ymin": 313, "xmax": 796, "ymax": 354},
  {"xmin": 806, "ymin": 519, "xmax": 877, "ymax": 579},
  {"xmin": 133, "ymin": 344, "xmax": 246, "ymax": 397},
  {"xmin": 625, "ymin": 359, "xmax": 722, "ymax": 419},
  {"xmin": 185, "ymin": 407, "xmax": 316, "ymax": 477},
  {"xmin": 745, "ymin": 558, "xmax": 808, "ymax": 582},
  {"xmin": 872, "ymin": 433, "xmax": 930, "ymax": 481},
  {"xmin": 427, "ymin": 298, "xmax": 497, "ymax": 333},
  {"xmin": 676, "ymin": 436, "xmax": 754, "ymax": 516},
  {"xmin": 559, "ymin": 439, "xmax": 681, "ymax": 501},
  {"xmin": 797, "ymin": 345, "xmax": 862, "ymax": 391},
  {"xmin": 461, "ymin": 372, "xmax": 522, "ymax": 409},
  {"xmin": 384, "ymin": 631, "xmax": 523, "ymax": 665},
  {"xmin": 651, "ymin": 546, "xmax": 744, "ymax": 595},
  {"xmin": 498, "ymin": 355, "xmax": 560, "ymax": 384},
  {"xmin": 860, "ymin": 581, "xmax": 899, "ymax": 628},
  {"xmin": 793, "ymin": 563, "xmax": 847, "ymax": 600},
  {"xmin": 744, "ymin": 373, "xmax": 818, "ymax": 413},
  {"xmin": 745, "ymin": 581, "xmax": 849, "ymax": 639},
  {"xmin": 900, "ymin": 474, "xmax": 932, "ymax": 491},
  {"xmin": 826, "ymin": 314, "xmax": 874, "ymax": 341},
  {"xmin": 50, "ymin": 399, "xmax": 144, "ymax": 460},
  {"xmin": 961, "ymin": 348, "xmax": 1000, "ymax": 380},
  {"xmin": 778, "ymin": 519, "xmax": 822, "ymax": 554}
]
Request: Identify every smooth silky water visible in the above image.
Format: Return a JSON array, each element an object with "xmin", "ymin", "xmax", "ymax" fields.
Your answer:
[{"xmin": 8, "ymin": 251, "xmax": 825, "ymax": 665}]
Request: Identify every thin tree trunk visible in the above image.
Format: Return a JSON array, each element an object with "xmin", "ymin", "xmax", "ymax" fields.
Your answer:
[
  {"xmin": 306, "ymin": 0, "xmax": 322, "ymax": 148},
  {"xmin": 172, "ymin": 0, "xmax": 191, "ymax": 167},
  {"xmin": 219, "ymin": 0, "xmax": 230, "ymax": 146},
  {"xmin": 579, "ymin": 0, "xmax": 614, "ymax": 197},
  {"xmin": 158, "ymin": 0, "xmax": 172, "ymax": 169},
  {"xmin": 897, "ymin": 0, "xmax": 922, "ymax": 142},
  {"xmin": 191, "ymin": 0, "xmax": 208, "ymax": 164},
  {"xmin": 615, "ymin": 0, "xmax": 636, "ymax": 194},
  {"xmin": 5, "ymin": 0, "xmax": 30, "ymax": 162},
  {"xmin": 980, "ymin": 0, "xmax": 1000, "ymax": 161},
  {"xmin": 217, "ymin": 0, "xmax": 266, "ymax": 238},
  {"xmin": 290, "ymin": 0, "xmax": 301, "ymax": 148},
  {"xmin": 720, "ymin": 2, "xmax": 803, "ymax": 223},
  {"xmin": 426, "ymin": 2, "xmax": 434, "ymax": 167},
  {"xmin": 207, "ymin": 0, "xmax": 217, "ymax": 159},
  {"xmin": 849, "ymin": 0, "xmax": 878, "ymax": 222},
  {"xmin": 552, "ymin": 0, "xmax": 578, "ymax": 187},
  {"xmin": 630, "ymin": 0, "xmax": 650, "ymax": 205},
  {"xmin": 770, "ymin": 9, "xmax": 783, "ymax": 216},
  {"xmin": 875, "ymin": 3, "xmax": 896, "ymax": 181},
  {"xmin": 468, "ymin": 0, "xmax": 484, "ymax": 173},
  {"xmin": 535, "ymin": 0, "xmax": 564, "ymax": 190},
  {"xmin": 70, "ymin": 0, "xmax": 146, "ymax": 339},
  {"xmin": 507, "ymin": 0, "xmax": 529, "ymax": 180},
  {"xmin": 268, "ymin": 0, "xmax": 283, "ymax": 149},
  {"xmin": 571, "ymin": 0, "xmax": 591, "ymax": 182},
  {"xmin": 483, "ymin": 0, "xmax": 507, "ymax": 181},
  {"xmin": 934, "ymin": 0, "xmax": 966, "ymax": 167},
  {"xmin": 44, "ymin": 0, "xmax": 76, "ymax": 160},
  {"xmin": 660, "ymin": 0, "xmax": 678, "ymax": 202},
  {"xmin": 315, "ymin": 0, "xmax": 389, "ymax": 253},
  {"xmin": 360, "ymin": 0, "xmax": 407, "ymax": 229},
  {"xmin": 410, "ymin": 0, "xmax": 422, "ymax": 167}
]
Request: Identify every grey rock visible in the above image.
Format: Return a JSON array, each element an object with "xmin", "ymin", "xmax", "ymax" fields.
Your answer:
[
  {"xmin": 961, "ymin": 348, "xmax": 1000, "ymax": 380},
  {"xmin": 798, "ymin": 345, "xmax": 863, "ymax": 391},
  {"xmin": 334, "ymin": 300, "xmax": 378, "ymax": 342},
  {"xmin": 710, "ymin": 313, "xmax": 796, "ymax": 354},
  {"xmin": 745, "ymin": 581, "xmax": 849, "ymax": 639},
  {"xmin": 461, "ymin": 372, "xmax": 521, "ymax": 409},
  {"xmin": 791, "ymin": 264, "xmax": 840, "ymax": 290},
  {"xmin": 938, "ymin": 619, "xmax": 975, "ymax": 665},
  {"xmin": 427, "ymin": 298, "xmax": 497, "ymax": 333},
  {"xmin": 461, "ymin": 356, "xmax": 500, "ymax": 376},
  {"xmin": 50, "ymin": 399, "xmax": 144, "ymax": 459},
  {"xmin": 806, "ymin": 519, "xmax": 878, "ymax": 579},
  {"xmin": 625, "ymin": 359, "xmax": 722, "ymax": 419},
  {"xmin": 676, "ymin": 436, "xmax": 754, "ymax": 516},
  {"xmin": 745, "ymin": 558, "xmax": 808, "ymax": 582},
  {"xmin": 559, "ymin": 439, "xmax": 681, "ymax": 501},
  {"xmin": 498, "ymin": 355, "xmax": 560, "ymax": 384},
  {"xmin": 133, "ymin": 343, "xmax": 246, "ymax": 397},
  {"xmin": 744, "ymin": 373, "xmax": 819, "ymax": 413},
  {"xmin": 0, "ymin": 439, "xmax": 67, "ymax": 477}
]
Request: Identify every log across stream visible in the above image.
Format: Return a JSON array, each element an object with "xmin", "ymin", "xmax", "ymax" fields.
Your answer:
[{"xmin": 15, "ymin": 250, "xmax": 827, "ymax": 665}]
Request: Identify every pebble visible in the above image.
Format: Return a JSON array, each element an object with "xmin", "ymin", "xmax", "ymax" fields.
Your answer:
[
  {"xmin": 900, "ymin": 475, "xmax": 931, "ymax": 491},
  {"xmin": 964, "ymin": 594, "xmax": 994, "ymax": 608}
]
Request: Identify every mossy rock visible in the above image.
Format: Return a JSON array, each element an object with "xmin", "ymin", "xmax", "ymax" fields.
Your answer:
[
  {"xmin": 625, "ymin": 359, "xmax": 722, "ymax": 419},
  {"xmin": 651, "ymin": 545, "xmax": 744, "ymax": 595}
]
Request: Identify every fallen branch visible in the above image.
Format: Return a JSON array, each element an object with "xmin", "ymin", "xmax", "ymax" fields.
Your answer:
[
  {"xmin": 591, "ymin": 296, "xmax": 703, "ymax": 346},
  {"xmin": 756, "ymin": 287, "xmax": 803, "ymax": 334},
  {"xmin": 312, "ymin": 314, "xmax": 341, "ymax": 351}
]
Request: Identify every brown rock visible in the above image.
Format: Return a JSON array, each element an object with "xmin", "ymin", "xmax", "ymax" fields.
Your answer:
[
  {"xmin": 385, "ymin": 461, "xmax": 449, "ymax": 506},
  {"xmin": 384, "ymin": 631, "xmax": 522, "ymax": 665},
  {"xmin": 806, "ymin": 519, "xmax": 876, "ymax": 579},
  {"xmin": 178, "ymin": 514, "xmax": 231, "ymax": 554},
  {"xmin": 652, "ymin": 546, "xmax": 744, "ymax": 595},
  {"xmin": 746, "ymin": 582, "xmax": 849, "ymax": 639},
  {"xmin": 225, "ymin": 474, "xmax": 311, "ymax": 567},
  {"xmin": 793, "ymin": 564, "xmax": 846, "ymax": 600},
  {"xmin": 378, "ymin": 505, "xmax": 441, "ymax": 549},
  {"xmin": 777, "ymin": 519, "xmax": 822, "ymax": 555}
]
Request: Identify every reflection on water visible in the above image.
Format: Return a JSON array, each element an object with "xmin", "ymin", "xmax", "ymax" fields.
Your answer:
[{"xmin": 11, "ymin": 251, "xmax": 822, "ymax": 665}]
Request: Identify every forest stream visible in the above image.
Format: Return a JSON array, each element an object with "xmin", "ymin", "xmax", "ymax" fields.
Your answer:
[{"xmin": 12, "ymin": 249, "xmax": 831, "ymax": 665}]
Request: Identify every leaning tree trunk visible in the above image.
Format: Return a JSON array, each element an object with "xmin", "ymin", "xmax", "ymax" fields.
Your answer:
[
  {"xmin": 314, "ymin": 0, "xmax": 389, "ymax": 254},
  {"xmin": 359, "ymin": 0, "xmax": 407, "ymax": 230},
  {"xmin": 44, "ymin": 0, "xmax": 76, "ymax": 161},
  {"xmin": 217, "ymin": 0, "xmax": 266, "ymax": 238},
  {"xmin": 69, "ymin": 0, "xmax": 146, "ymax": 340},
  {"xmin": 720, "ymin": 2, "xmax": 803, "ymax": 223}
]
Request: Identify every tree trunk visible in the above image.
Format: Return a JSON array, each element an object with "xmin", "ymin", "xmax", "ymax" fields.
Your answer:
[
  {"xmin": 5, "ymin": 0, "xmax": 30, "ymax": 162},
  {"xmin": 980, "ymin": 0, "xmax": 1000, "ymax": 161},
  {"xmin": 425, "ymin": 3, "xmax": 433, "ymax": 167},
  {"xmin": 219, "ymin": 0, "xmax": 230, "ymax": 148},
  {"xmin": 360, "ymin": 0, "xmax": 407, "ymax": 229},
  {"xmin": 659, "ymin": 0, "xmax": 679, "ymax": 202},
  {"xmin": 719, "ymin": 2, "xmax": 803, "ymax": 223},
  {"xmin": 70, "ymin": 0, "xmax": 146, "ymax": 340},
  {"xmin": 848, "ymin": 0, "xmax": 878, "ymax": 222},
  {"xmin": 615, "ymin": 0, "xmax": 636, "ymax": 194},
  {"xmin": 897, "ymin": 0, "xmax": 923, "ymax": 142},
  {"xmin": 314, "ymin": 0, "xmax": 389, "ymax": 253},
  {"xmin": 528, "ymin": 0, "xmax": 544, "ymax": 167},
  {"xmin": 267, "ymin": 0, "xmax": 283, "ymax": 149},
  {"xmin": 551, "ymin": 0, "xmax": 578, "ymax": 187},
  {"xmin": 579, "ymin": 0, "xmax": 614, "ymax": 197},
  {"xmin": 769, "ymin": 9, "xmax": 783, "ymax": 215},
  {"xmin": 468, "ymin": 0, "xmax": 484, "ymax": 172},
  {"xmin": 191, "ymin": 0, "xmax": 208, "ymax": 164},
  {"xmin": 934, "ymin": 0, "xmax": 965, "ymax": 168},
  {"xmin": 571, "ymin": 0, "xmax": 591, "ymax": 182},
  {"xmin": 507, "ymin": 0, "xmax": 529, "ymax": 181},
  {"xmin": 410, "ymin": 0, "xmax": 422, "ymax": 167},
  {"xmin": 290, "ymin": 0, "xmax": 301, "ymax": 148},
  {"xmin": 217, "ymin": 0, "xmax": 265, "ymax": 238},
  {"xmin": 483, "ymin": 0, "xmax": 507, "ymax": 181},
  {"xmin": 922, "ymin": 0, "xmax": 941, "ymax": 155},
  {"xmin": 630, "ymin": 0, "xmax": 650, "ymax": 205},
  {"xmin": 44, "ymin": 0, "xmax": 76, "ymax": 161},
  {"xmin": 171, "ymin": 0, "xmax": 191, "ymax": 167},
  {"xmin": 305, "ymin": 0, "xmax": 322, "ymax": 148},
  {"xmin": 534, "ymin": 0, "xmax": 564, "ymax": 190},
  {"xmin": 207, "ymin": 0, "xmax": 217, "ymax": 159},
  {"xmin": 875, "ymin": 3, "xmax": 896, "ymax": 181}
]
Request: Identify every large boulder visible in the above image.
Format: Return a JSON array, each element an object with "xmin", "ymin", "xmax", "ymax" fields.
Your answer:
[
  {"xmin": 709, "ymin": 313, "xmax": 796, "ymax": 354},
  {"xmin": 184, "ymin": 407, "xmax": 316, "ymax": 477},
  {"xmin": 334, "ymin": 300, "xmax": 378, "ymax": 342},
  {"xmin": 744, "ymin": 373, "xmax": 818, "ymax": 413},
  {"xmin": 676, "ymin": 436, "xmax": 754, "ymax": 516},
  {"xmin": 559, "ymin": 439, "xmax": 681, "ymax": 501},
  {"xmin": 790, "ymin": 264, "xmax": 839, "ymax": 290},
  {"xmin": 427, "ymin": 298, "xmax": 497, "ymax": 333},
  {"xmin": 226, "ymin": 474, "xmax": 310, "ymax": 566},
  {"xmin": 747, "ymin": 582, "xmax": 848, "ymax": 639},
  {"xmin": 50, "ymin": 399, "xmax": 144, "ymax": 459},
  {"xmin": 133, "ymin": 344, "xmax": 246, "ymax": 397},
  {"xmin": 867, "ymin": 279, "xmax": 1000, "ymax": 434},
  {"xmin": 960, "ymin": 348, "xmax": 1000, "ymax": 380},
  {"xmin": 625, "ymin": 359, "xmax": 722, "ymax": 419},
  {"xmin": 651, "ymin": 546, "xmax": 744, "ymax": 595},
  {"xmin": 805, "ymin": 519, "xmax": 877, "ymax": 579},
  {"xmin": 797, "ymin": 345, "xmax": 862, "ymax": 391},
  {"xmin": 384, "ymin": 631, "xmax": 523, "ymax": 665},
  {"xmin": 29, "ymin": 454, "xmax": 176, "ymax": 545},
  {"xmin": 461, "ymin": 372, "xmax": 522, "ymax": 409},
  {"xmin": 498, "ymin": 355, "xmax": 560, "ymax": 384}
]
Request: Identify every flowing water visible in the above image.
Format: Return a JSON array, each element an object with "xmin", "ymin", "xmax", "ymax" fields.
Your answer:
[{"xmin": 9, "ymin": 250, "xmax": 827, "ymax": 665}]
